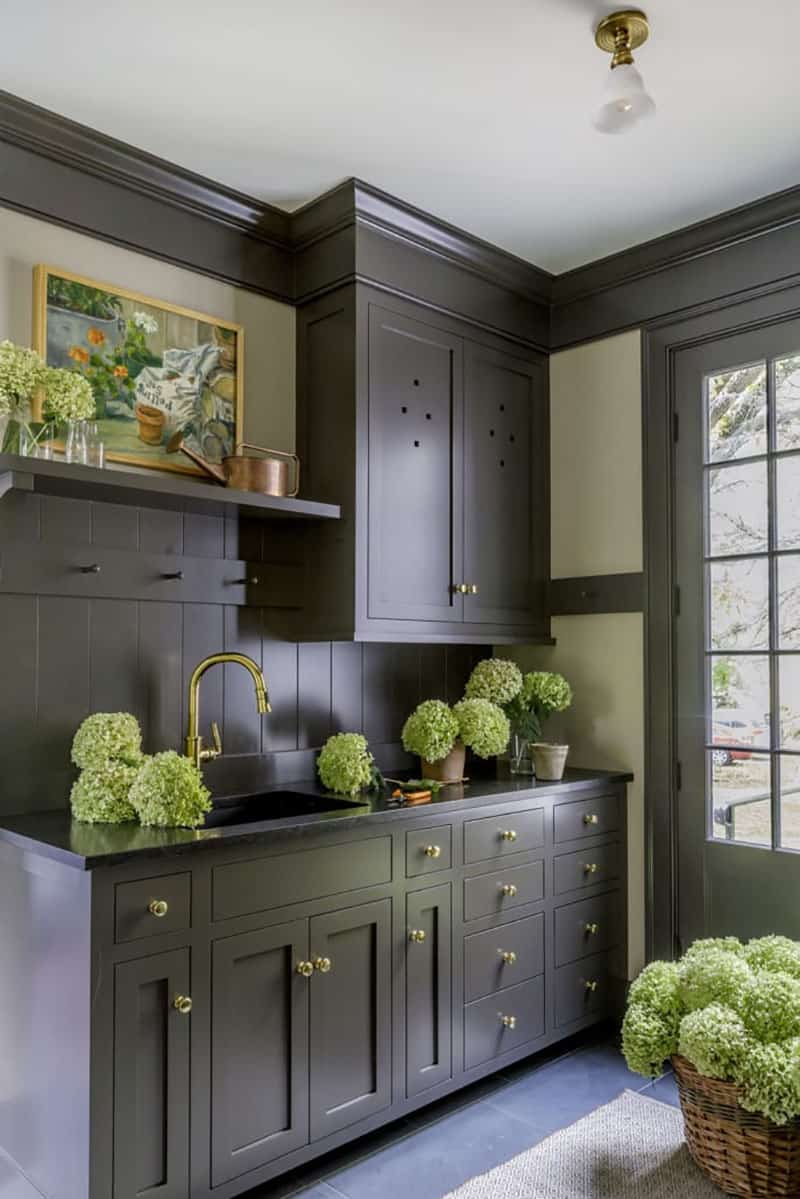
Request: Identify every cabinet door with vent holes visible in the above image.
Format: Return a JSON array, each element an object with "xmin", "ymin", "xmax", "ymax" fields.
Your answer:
[
  {"xmin": 463, "ymin": 341, "xmax": 546, "ymax": 626},
  {"xmin": 367, "ymin": 305, "xmax": 463, "ymax": 622}
]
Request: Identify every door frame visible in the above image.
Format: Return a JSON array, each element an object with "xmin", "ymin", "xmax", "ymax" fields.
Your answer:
[{"xmin": 644, "ymin": 281, "xmax": 800, "ymax": 960}]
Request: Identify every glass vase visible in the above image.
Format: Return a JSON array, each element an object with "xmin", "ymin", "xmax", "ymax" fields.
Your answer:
[
  {"xmin": 509, "ymin": 730, "xmax": 535, "ymax": 775},
  {"xmin": 65, "ymin": 420, "xmax": 89, "ymax": 465}
]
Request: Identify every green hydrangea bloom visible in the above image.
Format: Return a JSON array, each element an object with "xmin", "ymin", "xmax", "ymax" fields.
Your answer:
[
  {"xmin": 71, "ymin": 712, "xmax": 142, "ymax": 770},
  {"xmin": 317, "ymin": 733, "xmax": 375, "ymax": 797},
  {"xmin": 129, "ymin": 751, "xmax": 211, "ymax": 828},
  {"xmin": 70, "ymin": 761, "xmax": 140, "ymax": 824},
  {"xmin": 678, "ymin": 1003, "xmax": 749, "ymax": 1080},
  {"xmin": 0, "ymin": 339, "xmax": 45, "ymax": 410},
  {"xmin": 453, "ymin": 698, "xmax": 510, "ymax": 759},
  {"xmin": 402, "ymin": 700, "xmax": 459, "ymax": 763},
  {"xmin": 682, "ymin": 937, "xmax": 746, "ymax": 959},
  {"xmin": 679, "ymin": 948, "xmax": 751, "ymax": 1012},
  {"xmin": 744, "ymin": 936, "xmax": 800, "ymax": 980},
  {"xmin": 737, "ymin": 971, "xmax": 800, "ymax": 1042},
  {"xmin": 42, "ymin": 366, "xmax": 95, "ymax": 422},
  {"xmin": 735, "ymin": 1040, "xmax": 800, "ymax": 1124},
  {"xmin": 464, "ymin": 658, "xmax": 523, "ymax": 705},
  {"xmin": 622, "ymin": 1003, "xmax": 678, "ymax": 1078},
  {"xmin": 628, "ymin": 960, "xmax": 683, "ymax": 1024}
]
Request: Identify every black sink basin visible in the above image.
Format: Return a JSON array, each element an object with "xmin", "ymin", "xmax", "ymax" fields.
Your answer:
[{"xmin": 203, "ymin": 790, "xmax": 365, "ymax": 828}]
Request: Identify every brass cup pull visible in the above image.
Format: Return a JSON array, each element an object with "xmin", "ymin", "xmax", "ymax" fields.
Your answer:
[
  {"xmin": 499, "ymin": 950, "xmax": 517, "ymax": 965},
  {"xmin": 500, "ymin": 1014, "xmax": 517, "ymax": 1030},
  {"xmin": 584, "ymin": 863, "xmax": 599, "ymax": 875},
  {"xmin": 295, "ymin": 960, "xmax": 314, "ymax": 978},
  {"xmin": 500, "ymin": 883, "xmax": 518, "ymax": 897},
  {"xmin": 313, "ymin": 956, "xmax": 333, "ymax": 973},
  {"xmin": 585, "ymin": 922, "xmax": 600, "ymax": 936},
  {"xmin": 173, "ymin": 995, "xmax": 193, "ymax": 1015},
  {"xmin": 409, "ymin": 929, "xmax": 427, "ymax": 943},
  {"xmin": 424, "ymin": 844, "xmax": 442, "ymax": 859},
  {"xmin": 500, "ymin": 829, "xmax": 518, "ymax": 842},
  {"xmin": 585, "ymin": 979, "xmax": 599, "ymax": 993},
  {"xmin": 148, "ymin": 899, "xmax": 169, "ymax": 918},
  {"xmin": 583, "ymin": 813, "xmax": 599, "ymax": 826}
]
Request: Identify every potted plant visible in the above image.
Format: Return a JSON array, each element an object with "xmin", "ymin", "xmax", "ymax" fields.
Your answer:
[
  {"xmin": 508, "ymin": 671, "xmax": 572, "ymax": 779},
  {"xmin": 401, "ymin": 697, "xmax": 510, "ymax": 783},
  {"xmin": 623, "ymin": 935, "xmax": 800, "ymax": 1196}
]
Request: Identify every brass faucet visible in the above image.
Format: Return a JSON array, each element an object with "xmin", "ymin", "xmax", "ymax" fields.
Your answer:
[{"xmin": 185, "ymin": 653, "xmax": 270, "ymax": 768}]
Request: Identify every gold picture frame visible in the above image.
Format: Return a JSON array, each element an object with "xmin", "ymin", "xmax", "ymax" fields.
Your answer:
[{"xmin": 32, "ymin": 265, "xmax": 244, "ymax": 477}]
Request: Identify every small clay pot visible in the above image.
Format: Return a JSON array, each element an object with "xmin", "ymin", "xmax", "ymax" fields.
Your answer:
[
  {"xmin": 135, "ymin": 402, "xmax": 165, "ymax": 446},
  {"xmin": 421, "ymin": 740, "xmax": 466, "ymax": 784},
  {"xmin": 530, "ymin": 742, "xmax": 569, "ymax": 781}
]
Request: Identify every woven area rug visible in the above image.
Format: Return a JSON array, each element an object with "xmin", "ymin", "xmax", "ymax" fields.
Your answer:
[{"xmin": 441, "ymin": 1090, "xmax": 721, "ymax": 1198}]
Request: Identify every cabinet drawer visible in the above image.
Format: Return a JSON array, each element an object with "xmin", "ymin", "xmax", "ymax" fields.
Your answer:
[
  {"xmin": 115, "ymin": 872, "xmax": 191, "ymax": 944},
  {"xmin": 463, "ymin": 860, "xmax": 544, "ymax": 922},
  {"xmin": 555, "ymin": 950, "xmax": 616, "ymax": 1027},
  {"xmin": 464, "ymin": 976, "xmax": 545, "ymax": 1069},
  {"xmin": 554, "ymin": 793, "xmax": 620, "ymax": 843},
  {"xmin": 212, "ymin": 837, "xmax": 392, "ymax": 921},
  {"xmin": 553, "ymin": 842, "xmax": 620, "ymax": 895},
  {"xmin": 554, "ymin": 891, "xmax": 622, "ymax": 966},
  {"xmin": 406, "ymin": 825, "xmax": 452, "ymax": 877},
  {"xmin": 464, "ymin": 807, "xmax": 544, "ymax": 864},
  {"xmin": 464, "ymin": 913, "xmax": 544, "ymax": 1003}
]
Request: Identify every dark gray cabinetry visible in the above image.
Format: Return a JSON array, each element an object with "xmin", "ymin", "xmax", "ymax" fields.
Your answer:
[{"xmin": 406, "ymin": 884, "xmax": 453, "ymax": 1097}]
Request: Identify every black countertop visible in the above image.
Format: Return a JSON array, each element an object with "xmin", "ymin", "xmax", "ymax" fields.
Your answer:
[{"xmin": 0, "ymin": 767, "xmax": 633, "ymax": 871}]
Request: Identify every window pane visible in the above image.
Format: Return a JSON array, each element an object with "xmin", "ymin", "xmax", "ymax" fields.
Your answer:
[
  {"xmin": 779, "ymin": 556, "xmax": 800, "ymax": 649},
  {"xmin": 707, "ymin": 363, "xmax": 767, "ymax": 462},
  {"xmin": 776, "ymin": 353, "xmax": 800, "ymax": 451},
  {"xmin": 780, "ymin": 755, "xmax": 800, "ymax": 849},
  {"xmin": 708, "ymin": 461, "xmax": 768, "ymax": 556},
  {"xmin": 777, "ymin": 457, "xmax": 800, "ymax": 549},
  {"xmin": 710, "ymin": 655, "xmax": 770, "ymax": 748},
  {"xmin": 710, "ymin": 559, "xmax": 769, "ymax": 650},
  {"xmin": 780, "ymin": 656, "xmax": 800, "ymax": 750},
  {"xmin": 710, "ymin": 750, "xmax": 771, "ymax": 845}
]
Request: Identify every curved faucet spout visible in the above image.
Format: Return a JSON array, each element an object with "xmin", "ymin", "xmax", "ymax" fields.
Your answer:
[{"xmin": 186, "ymin": 652, "xmax": 270, "ymax": 767}]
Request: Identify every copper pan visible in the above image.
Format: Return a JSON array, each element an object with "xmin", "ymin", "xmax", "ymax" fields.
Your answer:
[{"xmin": 167, "ymin": 433, "xmax": 300, "ymax": 497}]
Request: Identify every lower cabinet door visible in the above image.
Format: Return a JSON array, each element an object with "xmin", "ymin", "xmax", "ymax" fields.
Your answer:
[
  {"xmin": 211, "ymin": 920, "xmax": 310, "ymax": 1186},
  {"xmin": 309, "ymin": 898, "xmax": 392, "ymax": 1140},
  {"xmin": 406, "ymin": 884, "xmax": 452, "ymax": 1097},
  {"xmin": 113, "ymin": 948, "xmax": 190, "ymax": 1199}
]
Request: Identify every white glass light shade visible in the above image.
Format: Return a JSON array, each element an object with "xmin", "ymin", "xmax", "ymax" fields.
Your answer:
[{"xmin": 594, "ymin": 63, "xmax": 656, "ymax": 134}]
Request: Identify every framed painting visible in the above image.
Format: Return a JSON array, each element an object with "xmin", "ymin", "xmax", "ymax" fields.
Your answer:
[{"xmin": 32, "ymin": 265, "xmax": 244, "ymax": 476}]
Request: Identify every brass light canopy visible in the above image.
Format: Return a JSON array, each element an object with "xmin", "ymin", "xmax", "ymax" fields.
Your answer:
[
  {"xmin": 595, "ymin": 9, "xmax": 650, "ymax": 68},
  {"xmin": 593, "ymin": 8, "xmax": 655, "ymax": 133}
]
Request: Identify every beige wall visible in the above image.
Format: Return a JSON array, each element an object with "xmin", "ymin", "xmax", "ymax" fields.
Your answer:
[
  {"xmin": 0, "ymin": 207, "xmax": 296, "ymax": 452},
  {"xmin": 505, "ymin": 329, "xmax": 646, "ymax": 976}
]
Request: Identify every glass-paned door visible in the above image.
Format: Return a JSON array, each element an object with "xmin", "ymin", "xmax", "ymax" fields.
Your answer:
[{"xmin": 675, "ymin": 320, "xmax": 800, "ymax": 946}]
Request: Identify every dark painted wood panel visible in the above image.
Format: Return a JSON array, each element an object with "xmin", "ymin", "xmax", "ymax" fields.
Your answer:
[
  {"xmin": 331, "ymin": 642, "xmax": 363, "ymax": 732},
  {"xmin": 261, "ymin": 639, "xmax": 299, "ymax": 753},
  {"xmin": 0, "ymin": 595, "xmax": 38, "ymax": 811},
  {"xmin": 406, "ymin": 884, "xmax": 452, "ymax": 1097},
  {"xmin": 182, "ymin": 603, "xmax": 225, "ymax": 744},
  {"xmin": 139, "ymin": 601, "xmax": 183, "ymax": 753},
  {"xmin": 549, "ymin": 573, "xmax": 644, "ymax": 616},
  {"xmin": 38, "ymin": 595, "xmax": 90, "ymax": 801},
  {"xmin": 223, "ymin": 606, "xmax": 264, "ymax": 755},
  {"xmin": 298, "ymin": 643, "xmax": 332, "ymax": 749},
  {"xmin": 89, "ymin": 598, "xmax": 142, "ymax": 717},
  {"xmin": 91, "ymin": 502, "xmax": 140, "ymax": 551}
]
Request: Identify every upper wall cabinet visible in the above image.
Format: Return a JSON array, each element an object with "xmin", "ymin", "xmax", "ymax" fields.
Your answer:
[{"xmin": 297, "ymin": 285, "xmax": 550, "ymax": 644}]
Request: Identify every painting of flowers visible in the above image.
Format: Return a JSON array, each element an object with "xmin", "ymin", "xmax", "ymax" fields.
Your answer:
[{"xmin": 32, "ymin": 265, "xmax": 244, "ymax": 475}]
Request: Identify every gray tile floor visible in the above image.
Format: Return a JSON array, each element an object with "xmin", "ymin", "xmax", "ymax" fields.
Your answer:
[{"xmin": 249, "ymin": 1029, "xmax": 680, "ymax": 1199}]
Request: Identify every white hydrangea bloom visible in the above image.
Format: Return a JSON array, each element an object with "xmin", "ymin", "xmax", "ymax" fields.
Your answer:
[{"xmin": 132, "ymin": 311, "xmax": 159, "ymax": 334}]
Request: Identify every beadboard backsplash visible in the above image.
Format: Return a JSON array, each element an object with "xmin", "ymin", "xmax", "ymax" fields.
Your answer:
[{"xmin": 0, "ymin": 488, "xmax": 486, "ymax": 814}]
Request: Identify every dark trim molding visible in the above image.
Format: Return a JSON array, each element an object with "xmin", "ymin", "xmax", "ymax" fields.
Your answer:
[{"xmin": 549, "ymin": 573, "xmax": 644, "ymax": 616}]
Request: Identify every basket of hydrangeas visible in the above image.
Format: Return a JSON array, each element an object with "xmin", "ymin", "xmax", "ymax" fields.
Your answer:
[{"xmin": 623, "ymin": 935, "xmax": 800, "ymax": 1196}]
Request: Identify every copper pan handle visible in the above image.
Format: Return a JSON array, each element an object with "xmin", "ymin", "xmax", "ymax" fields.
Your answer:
[{"xmin": 235, "ymin": 444, "xmax": 300, "ymax": 497}]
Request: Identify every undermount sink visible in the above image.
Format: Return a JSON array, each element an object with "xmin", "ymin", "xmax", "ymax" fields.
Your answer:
[{"xmin": 203, "ymin": 790, "xmax": 365, "ymax": 828}]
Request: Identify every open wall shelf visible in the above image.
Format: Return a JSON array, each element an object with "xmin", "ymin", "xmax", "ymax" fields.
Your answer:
[{"xmin": 0, "ymin": 454, "xmax": 340, "ymax": 522}]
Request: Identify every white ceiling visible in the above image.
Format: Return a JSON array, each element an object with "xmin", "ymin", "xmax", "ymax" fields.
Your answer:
[{"xmin": 3, "ymin": 0, "xmax": 800, "ymax": 273}]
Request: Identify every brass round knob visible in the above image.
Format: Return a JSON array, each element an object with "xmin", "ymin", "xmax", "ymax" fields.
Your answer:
[
  {"xmin": 499, "ymin": 950, "xmax": 517, "ymax": 965},
  {"xmin": 409, "ymin": 929, "xmax": 427, "ymax": 943},
  {"xmin": 424, "ymin": 844, "xmax": 442, "ymax": 859},
  {"xmin": 584, "ymin": 863, "xmax": 598, "ymax": 875},
  {"xmin": 313, "ymin": 956, "xmax": 333, "ymax": 974},
  {"xmin": 585, "ymin": 922, "xmax": 600, "ymax": 936},
  {"xmin": 148, "ymin": 899, "xmax": 169, "ymax": 918},
  {"xmin": 585, "ymin": 979, "xmax": 599, "ymax": 993},
  {"xmin": 173, "ymin": 995, "xmax": 192, "ymax": 1015},
  {"xmin": 500, "ymin": 883, "xmax": 518, "ymax": 897},
  {"xmin": 500, "ymin": 829, "xmax": 517, "ymax": 842},
  {"xmin": 583, "ymin": 813, "xmax": 599, "ymax": 826},
  {"xmin": 500, "ymin": 1014, "xmax": 517, "ymax": 1029},
  {"xmin": 468, "ymin": 584, "xmax": 478, "ymax": 595},
  {"xmin": 295, "ymin": 960, "xmax": 314, "ymax": 978}
]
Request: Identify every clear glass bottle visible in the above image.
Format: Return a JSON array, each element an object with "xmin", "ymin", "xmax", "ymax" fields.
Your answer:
[
  {"xmin": 85, "ymin": 422, "xmax": 105, "ymax": 469},
  {"xmin": 509, "ymin": 729, "xmax": 535, "ymax": 775},
  {"xmin": 65, "ymin": 420, "xmax": 88, "ymax": 465}
]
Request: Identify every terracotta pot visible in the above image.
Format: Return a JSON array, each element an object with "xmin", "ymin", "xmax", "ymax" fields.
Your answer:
[
  {"xmin": 530, "ymin": 742, "xmax": 569, "ymax": 781},
  {"xmin": 135, "ymin": 402, "xmax": 165, "ymax": 446},
  {"xmin": 421, "ymin": 740, "xmax": 466, "ymax": 784}
]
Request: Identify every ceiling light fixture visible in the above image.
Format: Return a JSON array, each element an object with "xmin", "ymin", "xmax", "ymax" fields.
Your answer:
[{"xmin": 593, "ymin": 9, "xmax": 655, "ymax": 135}]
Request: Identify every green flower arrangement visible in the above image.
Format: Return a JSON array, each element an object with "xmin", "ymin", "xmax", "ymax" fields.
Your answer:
[
  {"xmin": 453, "ymin": 698, "xmax": 510, "ymax": 759},
  {"xmin": 70, "ymin": 760, "xmax": 140, "ymax": 824},
  {"xmin": 41, "ymin": 366, "xmax": 95, "ymax": 423},
  {"xmin": 402, "ymin": 700, "xmax": 460, "ymax": 763},
  {"xmin": 317, "ymin": 733, "xmax": 379, "ymax": 797},
  {"xmin": 71, "ymin": 712, "xmax": 143, "ymax": 770},
  {"xmin": 624, "ymin": 934, "xmax": 800, "ymax": 1124},
  {"xmin": 0, "ymin": 339, "xmax": 46, "ymax": 453},
  {"xmin": 465, "ymin": 659, "xmax": 523, "ymax": 706},
  {"xmin": 129, "ymin": 751, "xmax": 212, "ymax": 829},
  {"xmin": 504, "ymin": 670, "xmax": 573, "ymax": 743}
]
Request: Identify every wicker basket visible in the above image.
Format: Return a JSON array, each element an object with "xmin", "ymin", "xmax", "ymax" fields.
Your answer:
[{"xmin": 672, "ymin": 1054, "xmax": 800, "ymax": 1196}]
